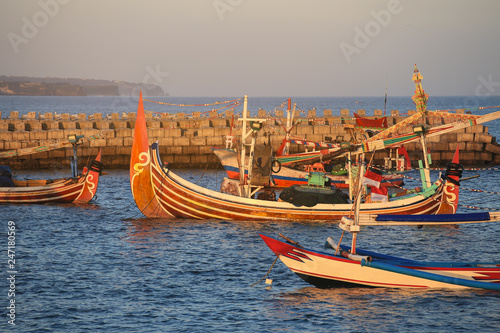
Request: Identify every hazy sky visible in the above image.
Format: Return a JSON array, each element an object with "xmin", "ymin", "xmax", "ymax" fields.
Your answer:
[{"xmin": 1, "ymin": 0, "xmax": 500, "ymax": 97}]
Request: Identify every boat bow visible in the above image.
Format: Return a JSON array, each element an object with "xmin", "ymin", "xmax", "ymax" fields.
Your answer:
[
  {"xmin": 73, "ymin": 149, "xmax": 102, "ymax": 204},
  {"xmin": 130, "ymin": 92, "xmax": 173, "ymax": 217}
]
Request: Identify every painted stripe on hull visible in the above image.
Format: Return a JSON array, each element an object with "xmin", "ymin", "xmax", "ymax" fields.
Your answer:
[
  {"xmin": 147, "ymin": 145, "xmax": 448, "ymax": 221},
  {"xmin": 1, "ymin": 150, "xmax": 100, "ymax": 204},
  {"xmin": 287, "ymin": 258, "xmax": 500, "ymax": 288},
  {"xmin": 292, "ymin": 268, "xmax": 430, "ymax": 288},
  {"xmin": 151, "ymin": 158, "xmax": 262, "ymax": 220},
  {"xmin": 1, "ymin": 178, "xmax": 88, "ymax": 204}
]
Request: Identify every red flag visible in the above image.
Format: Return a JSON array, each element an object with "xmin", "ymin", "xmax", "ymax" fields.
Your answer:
[
  {"xmin": 362, "ymin": 169, "xmax": 382, "ymax": 188},
  {"xmin": 397, "ymin": 146, "xmax": 411, "ymax": 170},
  {"xmin": 370, "ymin": 186, "xmax": 388, "ymax": 202}
]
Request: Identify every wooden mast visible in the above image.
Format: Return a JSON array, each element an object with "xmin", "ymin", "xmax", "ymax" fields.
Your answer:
[
  {"xmin": 350, "ymin": 153, "xmax": 364, "ymax": 255},
  {"xmin": 412, "ymin": 65, "xmax": 432, "ymax": 188},
  {"xmin": 238, "ymin": 95, "xmax": 267, "ymax": 198}
]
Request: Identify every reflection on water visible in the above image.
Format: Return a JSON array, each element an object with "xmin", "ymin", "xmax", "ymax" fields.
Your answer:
[
  {"xmin": 265, "ymin": 286, "xmax": 500, "ymax": 332},
  {"xmin": 5, "ymin": 153, "xmax": 500, "ymax": 332}
]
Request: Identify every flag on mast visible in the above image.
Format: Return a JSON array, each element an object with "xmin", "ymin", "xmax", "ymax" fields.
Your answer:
[
  {"xmin": 362, "ymin": 168, "xmax": 382, "ymax": 188},
  {"xmin": 370, "ymin": 186, "xmax": 388, "ymax": 202}
]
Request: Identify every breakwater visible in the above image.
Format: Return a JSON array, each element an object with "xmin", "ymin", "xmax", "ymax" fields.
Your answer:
[{"xmin": 1, "ymin": 108, "xmax": 499, "ymax": 170}]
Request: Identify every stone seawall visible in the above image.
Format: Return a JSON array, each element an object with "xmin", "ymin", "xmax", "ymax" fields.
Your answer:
[{"xmin": 1, "ymin": 108, "xmax": 500, "ymax": 170}]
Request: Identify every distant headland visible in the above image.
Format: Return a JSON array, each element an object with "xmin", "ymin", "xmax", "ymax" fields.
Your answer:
[{"xmin": 0, "ymin": 76, "xmax": 167, "ymax": 96}]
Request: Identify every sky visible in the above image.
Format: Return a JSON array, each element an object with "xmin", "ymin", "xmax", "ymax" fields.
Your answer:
[{"xmin": 1, "ymin": 0, "xmax": 500, "ymax": 97}]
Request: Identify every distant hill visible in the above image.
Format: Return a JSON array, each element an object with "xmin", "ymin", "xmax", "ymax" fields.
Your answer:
[{"xmin": 0, "ymin": 76, "xmax": 167, "ymax": 96}]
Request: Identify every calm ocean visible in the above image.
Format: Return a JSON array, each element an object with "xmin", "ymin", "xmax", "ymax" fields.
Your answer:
[{"xmin": 2, "ymin": 96, "xmax": 500, "ymax": 332}]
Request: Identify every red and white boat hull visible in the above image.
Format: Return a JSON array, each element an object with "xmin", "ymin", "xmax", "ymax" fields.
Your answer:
[{"xmin": 260, "ymin": 234, "xmax": 500, "ymax": 289}]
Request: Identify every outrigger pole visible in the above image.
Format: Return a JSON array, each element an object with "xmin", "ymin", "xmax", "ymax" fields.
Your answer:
[{"xmin": 67, "ymin": 134, "xmax": 84, "ymax": 178}]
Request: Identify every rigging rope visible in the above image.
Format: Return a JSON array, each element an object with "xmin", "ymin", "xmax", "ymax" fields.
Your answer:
[
  {"xmin": 371, "ymin": 163, "xmax": 500, "ymax": 211},
  {"xmin": 194, "ymin": 152, "xmax": 216, "ymax": 185},
  {"xmin": 250, "ymin": 256, "xmax": 278, "ymax": 287},
  {"xmin": 143, "ymin": 98, "xmax": 242, "ymax": 107},
  {"xmin": 432, "ymin": 105, "xmax": 500, "ymax": 113},
  {"xmin": 144, "ymin": 100, "xmax": 242, "ymax": 129}
]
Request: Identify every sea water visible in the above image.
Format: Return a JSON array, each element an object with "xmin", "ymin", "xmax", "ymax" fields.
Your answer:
[{"xmin": 1, "ymin": 96, "xmax": 500, "ymax": 332}]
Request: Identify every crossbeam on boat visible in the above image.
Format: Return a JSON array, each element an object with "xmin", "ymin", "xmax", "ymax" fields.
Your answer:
[{"xmin": 358, "ymin": 212, "xmax": 500, "ymax": 226}]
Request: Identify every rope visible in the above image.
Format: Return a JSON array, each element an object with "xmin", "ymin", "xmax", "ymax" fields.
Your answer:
[
  {"xmin": 457, "ymin": 203, "xmax": 500, "ymax": 211},
  {"xmin": 0, "ymin": 133, "xmax": 104, "ymax": 158},
  {"xmin": 431, "ymin": 167, "xmax": 500, "ymax": 171},
  {"xmin": 143, "ymin": 98, "xmax": 242, "ymax": 107},
  {"xmin": 433, "ymin": 104, "xmax": 500, "ymax": 113},
  {"xmin": 459, "ymin": 187, "xmax": 500, "ymax": 195},
  {"xmin": 371, "ymin": 163, "xmax": 500, "ymax": 211},
  {"xmin": 250, "ymin": 256, "xmax": 278, "ymax": 287},
  {"xmin": 194, "ymin": 151, "xmax": 216, "ymax": 185},
  {"xmin": 145, "ymin": 100, "xmax": 242, "ymax": 129}
]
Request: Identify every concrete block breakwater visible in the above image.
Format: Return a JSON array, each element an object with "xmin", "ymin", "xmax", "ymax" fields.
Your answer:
[{"xmin": 1, "ymin": 108, "xmax": 500, "ymax": 170}]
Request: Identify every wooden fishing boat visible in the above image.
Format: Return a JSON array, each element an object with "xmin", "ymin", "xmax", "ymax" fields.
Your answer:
[
  {"xmin": 212, "ymin": 147, "xmax": 404, "ymax": 189},
  {"xmin": 129, "ymin": 93, "xmax": 461, "ymax": 222},
  {"xmin": 259, "ymin": 233, "xmax": 500, "ymax": 290},
  {"xmin": 130, "ymin": 65, "xmax": 500, "ymax": 221},
  {"xmin": 0, "ymin": 149, "xmax": 102, "ymax": 204}
]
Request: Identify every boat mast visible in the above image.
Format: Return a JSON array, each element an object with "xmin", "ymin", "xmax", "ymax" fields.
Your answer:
[
  {"xmin": 238, "ymin": 95, "xmax": 267, "ymax": 198},
  {"xmin": 347, "ymin": 151, "xmax": 353, "ymax": 201},
  {"xmin": 412, "ymin": 65, "xmax": 431, "ymax": 188},
  {"xmin": 67, "ymin": 134, "xmax": 84, "ymax": 178},
  {"xmin": 284, "ymin": 98, "xmax": 293, "ymax": 156},
  {"xmin": 350, "ymin": 153, "xmax": 364, "ymax": 254},
  {"xmin": 239, "ymin": 96, "xmax": 248, "ymax": 190},
  {"xmin": 416, "ymin": 128, "xmax": 431, "ymax": 189},
  {"xmin": 384, "ymin": 77, "xmax": 388, "ymax": 116}
]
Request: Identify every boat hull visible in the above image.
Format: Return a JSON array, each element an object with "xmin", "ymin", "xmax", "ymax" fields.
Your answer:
[
  {"xmin": 140, "ymin": 143, "xmax": 457, "ymax": 221},
  {"xmin": 260, "ymin": 234, "xmax": 500, "ymax": 290},
  {"xmin": 0, "ymin": 150, "xmax": 102, "ymax": 204}
]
